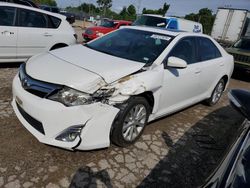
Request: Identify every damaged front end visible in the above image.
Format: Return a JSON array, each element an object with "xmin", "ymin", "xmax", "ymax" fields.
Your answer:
[{"xmin": 91, "ymin": 66, "xmax": 163, "ymax": 111}]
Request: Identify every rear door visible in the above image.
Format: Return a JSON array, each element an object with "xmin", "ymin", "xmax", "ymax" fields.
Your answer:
[
  {"xmin": 0, "ymin": 6, "xmax": 17, "ymax": 61},
  {"xmin": 16, "ymin": 8, "xmax": 52, "ymax": 59},
  {"xmin": 196, "ymin": 37, "xmax": 224, "ymax": 94}
]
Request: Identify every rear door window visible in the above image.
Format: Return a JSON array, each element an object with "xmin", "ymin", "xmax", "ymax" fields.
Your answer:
[
  {"xmin": 48, "ymin": 16, "xmax": 61, "ymax": 28},
  {"xmin": 18, "ymin": 8, "xmax": 47, "ymax": 28},
  {"xmin": 197, "ymin": 37, "xmax": 222, "ymax": 61},
  {"xmin": 0, "ymin": 6, "xmax": 16, "ymax": 26}
]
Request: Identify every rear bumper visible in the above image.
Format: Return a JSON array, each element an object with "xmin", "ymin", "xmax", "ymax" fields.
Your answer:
[{"xmin": 12, "ymin": 75, "xmax": 120, "ymax": 150}]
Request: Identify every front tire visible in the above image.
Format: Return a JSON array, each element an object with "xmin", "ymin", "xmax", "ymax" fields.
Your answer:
[
  {"xmin": 111, "ymin": 96, "xmax": 150, "ymax": 147},
  {"xmin": 205, "ymin": 79, "xmax": 225, "ymax": 106}
]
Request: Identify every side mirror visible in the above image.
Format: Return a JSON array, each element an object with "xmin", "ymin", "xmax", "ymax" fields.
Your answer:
[
  {"xmin": 167, "ymin": 56, "xmax": 187, "ymax": 69},
  {"xmin": 228, "ymin": 89, "xmax": 250, "ymax": 120}
]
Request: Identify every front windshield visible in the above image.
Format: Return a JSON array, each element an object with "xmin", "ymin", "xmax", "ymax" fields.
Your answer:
[
  {"xmin": 133, "ymin": 15, "xmax": 168, "ymax": 28},
  {"xmin": 85, "ymin": 28, "xmax": 173, "ymax": 64},
  {"xmin": 100, "ymin": 20, "xmax": 115, "ymax": 28},
  {"xmin": 233, "ymin": 38, "xmax": 250, "ymax": 51}
]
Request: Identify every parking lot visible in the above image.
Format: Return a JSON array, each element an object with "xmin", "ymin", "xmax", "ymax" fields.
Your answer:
[
  {"xmin": 0, "ymin": 24, "xmax": 250, "ymax": 188},
  {"xmin": 0, "ymin": 61, "xmax": 249, "ymax": 188}
]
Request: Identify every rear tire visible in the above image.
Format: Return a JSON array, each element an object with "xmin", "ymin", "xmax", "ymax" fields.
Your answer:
[
  {"xmin": 205, "ymin": 79, "xmax": 225, "ymax": 106},
  {"xmin": 50, "ymin": 44, "xmax": 68, "ymax": 51},
  {"xmin": 111, "ymin": 96, "xmax": 150, "ymax": 147}
]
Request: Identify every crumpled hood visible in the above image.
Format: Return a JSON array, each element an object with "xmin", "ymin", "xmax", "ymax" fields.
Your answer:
[
  {"xmin": 49, "ymin": 45, "xmax": 145, "ymax": 83},
  {"xmin": 25, "ymin": 45, "xmax": 144, "ymax": 93}
]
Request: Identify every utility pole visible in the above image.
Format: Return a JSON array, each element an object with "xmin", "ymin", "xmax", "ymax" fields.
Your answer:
[
  {"xmin": 88, "ymin": 0, "xmax": 91, "ymax": 16},
  {"xmin": 137, "ymin": 0, "xmax": 142, "ymax": 14}
]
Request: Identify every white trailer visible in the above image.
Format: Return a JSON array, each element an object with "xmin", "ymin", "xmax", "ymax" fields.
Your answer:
[
  {"xmin": 211, "ymin": 8, "xmax": 249, "ymax": 45},
  {"xmin": 245, "ymin": 12, "xmax": 250, "ymax": 37}
]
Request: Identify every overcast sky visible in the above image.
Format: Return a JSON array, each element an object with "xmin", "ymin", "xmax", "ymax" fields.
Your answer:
[{"xmin": 56, "ymin": 0, "xmax": 250, "ymax": 16}]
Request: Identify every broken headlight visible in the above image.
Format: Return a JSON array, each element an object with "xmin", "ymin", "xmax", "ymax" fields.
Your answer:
[
  {"xmin": 92, "ymin": 88, "xmax": 115, "ymax": 99},
  {"xmin": 48, "ymin": 87, "xmax": 92, "ymax": 106}
]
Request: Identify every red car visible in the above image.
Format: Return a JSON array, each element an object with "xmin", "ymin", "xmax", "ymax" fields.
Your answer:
[{"xmin": 83, "ymin": 19, "xmax": 132, "ymax": 41}]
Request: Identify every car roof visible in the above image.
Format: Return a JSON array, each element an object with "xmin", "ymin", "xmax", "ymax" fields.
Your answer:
[
  {"xmin": 0, "ymin": 2, "xmax": 65, "ymax": 19},
  {"xmin": 143, "ymin": 14, "xmax": 166, "ymax": 18},
  {"xmin": 122, "ymin": 26, "xmax": 209, "ymax": 38},
  {"xmin": 113, "ymin": 20, "xmax": 132, "ymax": 23},
  {"xmin": 141, "ymin": 14, "xmax": 202, "ymax": 25},
  {"xmin": 40, "ymin": 4, "xmax": 58, "ymax": 8},
  {"xmin": 124, "ymin": 26, "xmax": 184, "ymax": 37}
]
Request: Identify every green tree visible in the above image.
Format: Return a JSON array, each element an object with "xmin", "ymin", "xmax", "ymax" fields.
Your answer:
[
  {"xmin": 142, "ymin": 3, "xmax": 170, "ymax": 16},
  {"xmin": 33, "ymin": 0, "xmax": 57, "ymax": 6},
  {"xmin": 97, "ymin": 0, "xmax": 112, "ymax": 16},
  {"xmin": 118, "ymin": 5, "xmax": 136, "ymax": 20},
  {"xmin": 127, "ymin": 5, "xmax": 136, "ymax": 16},
  {"xmin": 185, "ymin": 8, "xmax": 215, "ymax": 34},
  {"xmin": 119, "ymin": 7, "xmax": 127, "ymax": 19}
]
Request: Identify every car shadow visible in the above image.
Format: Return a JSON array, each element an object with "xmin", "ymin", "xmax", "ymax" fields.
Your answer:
[
  {"xmin": 68, "ymin": 106, "xmax": 245, "ymax": 188},
  {"xmin": 69, "ymin": 166, "xmax": 112, "ymax": 188},
  {"xmin": 138, "ymin": 105, "xmax": 245, "ymax": 188}
]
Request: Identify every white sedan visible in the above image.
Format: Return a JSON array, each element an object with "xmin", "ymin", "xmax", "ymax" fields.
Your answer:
[{"xmin": 12, "ymin": 26, "xmax": 234, "ymax": 150}]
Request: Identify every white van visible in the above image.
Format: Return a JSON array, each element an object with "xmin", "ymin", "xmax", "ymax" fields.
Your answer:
[
  {"xmin": 0, "ymin": 2, "xmax": 77, "ymax": 63},
  {"xmin": 133, "ymin": 14, "xmax": 203, "ymax": 33}
]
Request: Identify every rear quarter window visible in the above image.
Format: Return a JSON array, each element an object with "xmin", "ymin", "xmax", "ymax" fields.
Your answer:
[
  {"xmin": 48, "ymin": 16, "xmax": 61, "ymax": 29},
  {"xmin": 198, "ymin": 37, "xmax": 222, "ymax": 61}
]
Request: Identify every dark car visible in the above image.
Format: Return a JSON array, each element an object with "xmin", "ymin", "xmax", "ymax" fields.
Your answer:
[
  {"xmin": 40, "ymin": 5, "xmax": 75, "ymax": 24},
  {"xmin": 39, "ymin": 4, "xmax": 59, "ymax": 13},
  {"xmin": 203, "ymin": 89, "xmax": 250, "ymax": 188},
  {"xmin": 0, "ymin": 0, "xmax": 38, "ymax": 7},
  {"xmin": 226, "ymin": 37, "xmax": 250, "ymax": 71},
  {"xmin": 60, "ymin": 11, "xmax": 75, "ymax": 24}
]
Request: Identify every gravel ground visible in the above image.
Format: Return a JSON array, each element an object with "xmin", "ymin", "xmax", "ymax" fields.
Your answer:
[{"xmin": 0, "ymin": 64, "xmax": 249, "ymax": 188}]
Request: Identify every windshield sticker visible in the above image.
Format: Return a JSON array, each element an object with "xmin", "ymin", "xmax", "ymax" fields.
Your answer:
[{"xmin": 150, "ymin": 34, "xmax": 171, "ymax": 41}]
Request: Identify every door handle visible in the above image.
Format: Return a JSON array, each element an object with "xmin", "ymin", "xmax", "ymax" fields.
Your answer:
[
  {"xmin": 1, "ymin": 31, "xmax": 14, "ymax": 35},
  {"xmin": 219, "ymin": 62, "xmax": 224, "ymax": 67},
  {"xmin": 43, "ymin": 33, "xmax": 52, "ymax": 37},
  {"xmin": 195, "ymin": 69, "xmax": 201, "ymax": 74}
]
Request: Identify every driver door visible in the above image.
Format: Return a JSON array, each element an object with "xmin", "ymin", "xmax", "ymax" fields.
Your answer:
[{"xmin": 158, "ymin": 37, "xmax": 203, "ymax": 115}]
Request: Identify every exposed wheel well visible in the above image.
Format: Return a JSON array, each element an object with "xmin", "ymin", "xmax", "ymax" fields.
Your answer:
[
  {"xmin": 221, "ymin": 75, "xmax": 229, "ymax": 90},
  {"xmin": 138, "ymin": 91, "xmax": 154, "ymax": 112},
  {"xmin": 50, "ymin": 43, "xmax": 68, "ymax": 51}
]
